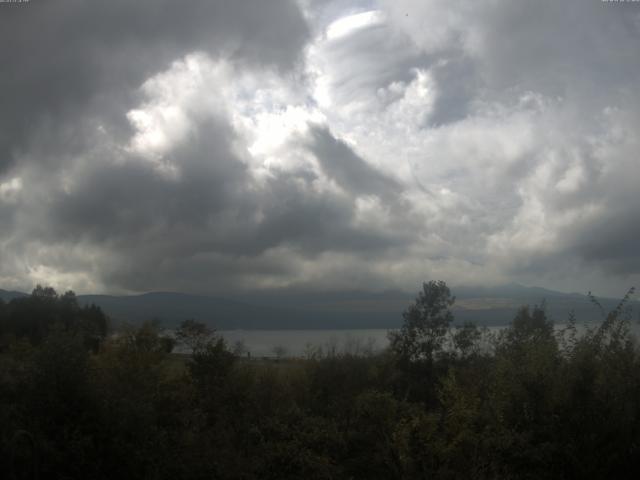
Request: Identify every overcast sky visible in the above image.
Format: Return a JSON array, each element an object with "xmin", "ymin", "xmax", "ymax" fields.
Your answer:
[{"xmin": 1, "ymin": 0, "xmax": 639, "ymax": 297}]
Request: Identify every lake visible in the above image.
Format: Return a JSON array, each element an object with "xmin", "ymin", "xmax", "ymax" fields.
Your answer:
[
  {"xmin": 218, "ymin": 329, "xmax": 392, "ymax": 358},
  {"xmin": 218, "ymin": 321, "xmax": 640, "ymax": 358}
]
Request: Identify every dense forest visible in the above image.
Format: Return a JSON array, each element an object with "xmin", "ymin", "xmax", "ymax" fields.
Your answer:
[{"xmin": 1, "ymin": 281, "xmax": 640, "ymax": 479}]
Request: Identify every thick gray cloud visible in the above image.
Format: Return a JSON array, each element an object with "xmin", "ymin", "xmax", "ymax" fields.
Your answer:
[
  {"xmin": 0, "ymin": 0, "xmax": 308, "ymax": 292},
  {"xmin": 1, "ymin": 0, "xmax": 640, "ymax": 296},
  {"xmin": 374, "ymin": 0, "xmax": 640, "ymax": 294},
  {"xmin": 307, "ymin": 126, "xmax": 401, "ymax": 200},
  {"xmin": 0, "ymin": 0, "xmax": 308, "ymax": 173},
  {"xmin": 7, "ymin": 107, "xmax": 406, "ymax": 293}
]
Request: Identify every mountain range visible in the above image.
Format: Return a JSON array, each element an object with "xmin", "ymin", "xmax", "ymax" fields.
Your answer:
[{"xmin": 2, "ymin": 284, "xmax": 637, "ymax": 329}]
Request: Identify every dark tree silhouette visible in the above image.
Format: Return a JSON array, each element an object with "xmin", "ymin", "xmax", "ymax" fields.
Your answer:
[{"xmin": 388, "ymin": 280, "xmax": 455, "ymax": 363}]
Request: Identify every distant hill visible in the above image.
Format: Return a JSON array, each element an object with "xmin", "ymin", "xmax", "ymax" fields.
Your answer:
[
  {"xmin": 76, "ymin": 291, "xmax": 414, "ymax": 329},
  {"xmin": 77, "ymin": 292, "xmax": 312, "ymax": 330},
  {"xmin": 2, "ymin": 285, "xmax": 636, "ymax": 329},
  {"xmin": 0, "ymin": 289, "xmax": 28, "ymax": 302},
  {"xmin": 225, "ymin": 284, "xmax": 635, "ymax": 328}
]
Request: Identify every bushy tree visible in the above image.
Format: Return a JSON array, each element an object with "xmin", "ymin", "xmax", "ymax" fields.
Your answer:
[
  {"xmin": 452, "ymin": 321, "xmax": 483, "ymax": 359},
  {"xmin": 175, "ymin": 318, "xmax": 214, "ymax": 354},
  {"xmin": 0, "ymin": 286, "xmax": 108, "ymax": 350},
  {"xmin": 388, "ymin": 280, "xmax": 455, "ymax": 364},
  {"xmin": 4, "ymin": 281, "xmax": 640, "ymax": 479}
]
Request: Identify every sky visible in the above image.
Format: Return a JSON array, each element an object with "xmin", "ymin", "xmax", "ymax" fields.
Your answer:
[{"xmin": 1, "ymin": 0, "xmax": 640, "ymax": 297}]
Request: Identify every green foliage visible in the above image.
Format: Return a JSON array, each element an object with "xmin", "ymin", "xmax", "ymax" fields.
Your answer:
[
  {"xmin": 175, "ymin": 318, "xmax": 213, "ymax": 354},
  {"xmin": 2, "ymin": 282, "xmax": 640, "ymax": 479},
  {"xmin": 188, "ymin": 334, "xmax": 236, "ymax": 395},
  {"xmin": 388, "ymin": 280, "xmax": 455, "ymax": 364},
  {"xmin": 0, "ymin": 285, "xmax": 108, "ymax": 351},
  {"xmin": 452, "ymin": 321, "xmax": 483, "ymax": 359}
]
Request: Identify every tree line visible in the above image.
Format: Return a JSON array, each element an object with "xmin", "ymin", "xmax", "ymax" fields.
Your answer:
[{"xmin": 1, "ymin": 281, "xmax": 639, "ymax": 479}]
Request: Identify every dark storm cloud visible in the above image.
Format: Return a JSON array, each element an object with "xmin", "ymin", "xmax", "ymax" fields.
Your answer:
[
  {"xmin": 23, "ymin": 113, "xmax": 406, "ymax": 293},
  {"xmin": 575, "ymin": 218, "xmax": 640, "ymax": 275},
  {"xmin": 0, "ymin": 0, "xmax": 308, "ymax": 173},
  {"xmin": 250, "ymin": 167, "xmax": 406, "ymax": 255},
  {"xmin": 307, "ymin": 126, "xmax": 401, "ymax": 200},
  {"xmin": 0, "ymin": 0, "xmax": 315, "ymax": 292},
  {"xmin": 568, "ymin": 172, "xmax": 640, "ymax": 275},
  {"xmin": 49, "ymin": 117, "xmax": 246, "ymax": 243},
  {"xmin": 3, "ymin": 0, "xmax": 640, "ymax": 295}
]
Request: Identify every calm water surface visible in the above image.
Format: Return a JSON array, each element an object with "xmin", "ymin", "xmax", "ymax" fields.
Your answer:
[
  {"xmin": 218, "ymin": 329, "xmax": 391, "ymax": 357},
  {"xmin": 218, "ymin": 322, "xmax": 640, "ymax": 358}
]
